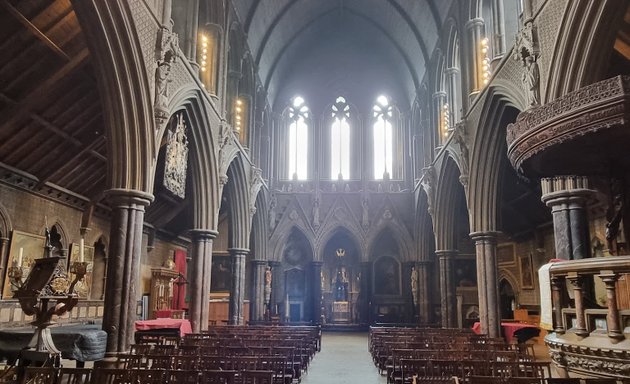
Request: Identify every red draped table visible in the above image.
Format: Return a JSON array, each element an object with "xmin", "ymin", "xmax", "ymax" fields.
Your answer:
[
  {"xmin": 472, "ymin": 321, "xmax": 540, "ymax": 343},
  {"xmin": 135, "ymin": 318, "xmax": 192, "ymax": 337}
]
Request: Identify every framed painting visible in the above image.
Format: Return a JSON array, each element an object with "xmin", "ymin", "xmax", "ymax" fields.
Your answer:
[
  {"xmin": 210, "ymin": 255, "xmax": 232, "ymax": 292},
  {"xmin": 69, "ymin": 243, "xmax": 95, "ymax": 299},
  {"xmin": 3, "ymin": 230, "xmax": 46, "ymax": 298},
  {"xmin": 497, "ymin": 243, "xmax": 515, "ymax": 264},
  {"xmin": 519, "ymin": 254, "xmax": 534, "ymax": 289}
]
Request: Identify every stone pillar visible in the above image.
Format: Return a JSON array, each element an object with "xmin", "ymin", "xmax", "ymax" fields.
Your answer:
[
  {"xmin": 103, "ymin": 189, "xmax": 153, "ymax": 355},
  {"xmin": 566, "ymin": 273, "xmax": 589, "ymax": 337},
  {"xmin": 228, "ymin": 248, "xmax": 248, "ymax": 325},
  {"xmin": 491, "ymin": 0, "xmax": 506, "ymax": 56},
  {"xmin": 416, "ymin": 261, "xmax": 431, "ymax": 324},
  {"xmin": 541, "ymin": 176, "xmax": 594, "ymax": 260},
  {"xmin": 188, "ymin": 229, "xmax": 217, "ymax": 332},
  {"xmin": 445, "ymin": 67, "xmax": 461, "ymax": 123},
  {"xmin": 311, "ymin": 261, "xmax": 323, "ymax": 324},
  {"xmin": 0, "ymin": 237, "xmax": 9, "ymax": 299},
  {"xmin": 465, "ymin": 18, "xmax": 485, "ymax": 97},
  {"xmin": 250, "ymin": 259, "xmax": 267, "ymax": 322},
  {"xmin": 436, "ymin": 250, "xmax": 457, "ymax": 328},
  {"xmin": 599, "ymin": 273, "xmax": 624, "ymax": 341},
  {"xmin": 269, "ymin": 261, "xmax": 282, "ymax": 316},
  {"xmin": 470, "ymin": 231, "xmax": 501, "ymax": 338},
  {"xmin": 226, "ymin": 70, "xmax": 241, "ymax": 124}
]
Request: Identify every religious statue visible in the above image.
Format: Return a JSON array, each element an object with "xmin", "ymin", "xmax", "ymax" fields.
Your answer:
[
  {"xmin": 522, "ymin": 54, "xmax": 540, "ymax": 106},
  {"xmin": 361, "ymin": 196, "xmax": 369, "ymax": 229},
  {"xmin": 411, "ymin": 266, "xmax": 418, "ymax": 306},
  {"xmin": 312, "ymin": 195, "xmax": 320, "ymax": 228},
  {"xmin": 154, "ymin": 50, "xmax": 175, "ymax": 122},
  {"xmin": 268, "ymin": 194, "xmax": 277, "ymax": 229}
]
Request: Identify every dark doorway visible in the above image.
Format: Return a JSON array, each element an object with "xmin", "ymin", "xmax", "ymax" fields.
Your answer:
[{"xmin": 499, "ymin": 279, "xmax": 516, "ymax": 319}]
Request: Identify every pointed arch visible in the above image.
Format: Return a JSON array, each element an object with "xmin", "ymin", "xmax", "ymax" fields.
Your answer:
[
  {"xmin": 367, "ymin": 220, "xmax": 413, "ymax": 263},
  {"xmin": 225, "ymin": 154, "xmax": 252, "ymax": 250},
  {"xmin": 433, "ymin": 156, "xmax": 466, "ymax": 251},
  {"xmin": 415, "ymin": 188, "xmax": 435, "ymax": 262},
  {"xmin": 271, "ymin": 225, "xmax": 315, "ymax": 264},
  {"xmin": 318, "ymin": 226, "xmax": 363, "ymax": 263},
  {"xmin": 0, "ymin": 202, "xmax": 12, "ymax": 238}
]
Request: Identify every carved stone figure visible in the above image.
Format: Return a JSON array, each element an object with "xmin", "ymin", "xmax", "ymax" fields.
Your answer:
[
  {"xmin": 154, "ymin": 28, "xmax": 179, "ymax": 125},
  {"xmin": 268, "ymin": 195, "xmax": 277, "ymax": 229},
  {"xmin": 361, "ymin": 196, "xmax": 369, "ymax": 229},
  {"xmin": 522, "ymin": 55, "xmax": 540, "ymax": 106},
  {"xmin": 312, "ymin": 195, "xmax": 320, "ymax": 228},
  {"xmin": 421, "ymin": 166, "xmax": 436, "ymax": 216},
  {"xmin": 249, "ymin": 167, "xmax": 263, "ymax": 217}
]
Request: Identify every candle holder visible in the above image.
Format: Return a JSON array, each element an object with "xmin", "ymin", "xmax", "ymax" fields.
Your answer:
[{"xmin": 68, "ymin": 261, "xmax": 88, "ymax": 295}]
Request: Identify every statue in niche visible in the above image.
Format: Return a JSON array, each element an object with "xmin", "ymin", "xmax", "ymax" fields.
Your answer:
[
  {"xmin": 411, "ymin": 266, "xmax": 418, "ymax": 306},
  {"xmin": 361, "ymin": 196, "xmax": 369, "ymax": 229},
  {"xmin": 312, "ymin": 195, "xmax": 320, "ymax": 228},
  {"xmin": 333, "ymin": 248, "xmax": 349, "ymax": 301},
  {"xmin": 522, "ymin": 54, "xmax": 540, "ymax": 106},
  {"xmin": 454, "ymin": 122, "xmax": 470, "ymax": 177},
  {"xmin": 268, "ymin": 195, "xmax": 277, "ymax": 229},
  {"xmin": 154, "ymin": 26, "xmax": 178, "ymax": 125},
  {"xmin": 421, "ymin": 166, "xmax": 436, "ymax": 216}
]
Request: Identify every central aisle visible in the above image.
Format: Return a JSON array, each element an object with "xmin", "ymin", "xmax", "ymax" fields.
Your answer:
[{"xmin": 302, "ymin": 332, "xmax": 387, "ymax": 384}]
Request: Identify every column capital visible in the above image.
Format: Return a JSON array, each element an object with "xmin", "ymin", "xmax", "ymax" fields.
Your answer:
[
  {"xmin": 465, "ymin": 18, "xmax": 485, "ymax": 29},
  {"xmin": 269, "ymin": 260, "xmax": 282, "ymax": 267},
  {"xmin": 252, "ymin": 259, "xmax": 268, "ymax": 266},
  {"xmin": 0, "ymin": 237, "xmax": 9, "ymax": 243},
  {"xmin": 435, "ymin": 249, "xmax": 458, "ymax": 258},
  {"xmin": 228, "ymin": 248, "xmax": 250, "ymax": 257},
  {"xmin": 432, "ymin": 91, "xmax": 447, "ymax": 99},
  {"xmin": 540, "ymin": 176, "xmax": 594, "ymax": 205},
  {"xmin": 105, "ymin": 188, "xmax": 154, "ymax": 206},
  {"xmin": 469, "ymin": 231, "xmax": 500, "ymax": 242},
  {"xmin": 189, "ymin": 229, "xmax": 219, "ymax": 241},
  {"xmin": 598, "ymin": 273, "xmax": 620, "ymax": 285}
]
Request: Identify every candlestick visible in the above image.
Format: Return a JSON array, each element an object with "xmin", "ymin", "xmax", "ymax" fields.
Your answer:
[
  {"xmin": 79, "ymin": 238, "xmax": 85, "ymax": 263},
  {"xmin": 17, "ymin": 247, "xmax": 23, "ymax": 267}
]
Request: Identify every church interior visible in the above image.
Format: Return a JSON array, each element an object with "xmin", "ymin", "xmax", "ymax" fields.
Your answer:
[{"xmin": 1, "ymin": 0, "xmax": 630, "ymax": 382}]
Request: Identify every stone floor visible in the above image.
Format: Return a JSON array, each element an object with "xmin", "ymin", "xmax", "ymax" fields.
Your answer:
[{"xmin": 302, "ymin": 331, "xmax": 387, "ymax": 384}]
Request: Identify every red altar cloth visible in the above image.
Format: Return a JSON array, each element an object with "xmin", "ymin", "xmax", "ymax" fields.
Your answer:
[
  {"xmin": 472, "ymin": 321, "xmax": 539, "ymax": 343},
  {"xmin": 135, "ymin": 318, "xmax": 192, "ymax": 337}
]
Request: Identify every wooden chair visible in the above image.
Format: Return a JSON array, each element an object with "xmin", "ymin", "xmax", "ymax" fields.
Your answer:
[
  {"xmin": 199, "ymin": 369, "xmax": 237, "ymax": 384},
  {"xmin": 146, "ymin": 354, "xmax": 173, "ymax": 369},
  {"xmin": 0, "ymin": 366, "xmax": 18, "ymax": 384},
  {"xmin": 239, "ymin": 370, "xmax": 274, "ymax": 384},
  {"xmin": 468, "ymin": 376, "xmax": 543, "ymax": 384},
  {"xmin": 545, "ymin": 380, "xmax": 580, "ymax": 384},
  {"xmin": 128, "ymin": 369, "xmax": 167, "ymax": 384},
  {"xmin": 172, "ymin": 355, "xmax": 200, "ymax": 370},
  {"xmin": 166, "ymin": 369, "xmax": 200, "ymax": 384},
  {"xmin": 57, "ymin": 367, "xmax": 92, "ymax": 384},
  {"xmin": 89, "ymin": 368, "xmax": 130, "ymax": 384}
]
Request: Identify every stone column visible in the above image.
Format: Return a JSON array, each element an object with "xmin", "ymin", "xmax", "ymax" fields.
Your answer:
[
  {"xmin": 311, "ymin": 261, "xmax": 323, "ymax": 324},
  {"xmin": 566, "ymin": 273, "xmax": 589, "ymax": 337},
  {"xmin": 250, "ymin": 259, "xmax": 267, "ymax": 322},
  {"xmin": 102, "ymin": 189, "xmax": 153, "ymax": 355},
  {"xmin": 470, "ymin": 231, "xmax": 501, "ymax": 338},
  {"xmin": 229, "ymin": 248, "xmax": 248, "ymax": 325},
  {"xmin": 416, "ymin": 261, "xmax": 431, "ymax": 324},
  {"xmin": 541, "ymin": 176, "xmax": 594, "ymax": 260},
  {"xmin": 436, "ymin": 250, "xmax": 457, "ymax": 328},
  {"xmin": 269, "ymin": 261, "xmax": 282, "ymax": 316},
  {"xmin": 445, "ymin": 67, "xmax": 461, "ymax": 123},
  {"xmin": 0, "ymin": 237, "xmax": 9, "ymax": 299},
  {"xmin": 188, "ymin": 229, "xmax": 217, "ymax": 332},
  {"xmin": 465, "ymin": 18, "xmax": 485, "ymax": 98},
  {"xmin": 599, "ymin": 273, "xmax": 624, "ymax": 341},
  {"xmin": 226, "ymin": 70, "xmax": 241, "ymax": 124}
]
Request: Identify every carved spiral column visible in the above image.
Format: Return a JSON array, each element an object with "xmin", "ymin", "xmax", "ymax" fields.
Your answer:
[
  {"xmin": 566, "ymin": 273, "xmax": 588, "ymax": 337},
  {"xmin": 250, "ymin": 259, "xmax": 267, "ymax": 322},
  {"xmin": 228, "ymin": 248, "xmax": 248, "ymax": 325},
  {"xmin": 541, "ymin": 176, "xmax": 594, "ymax": 260},
  {"xmin": 436, "ymin": 250, "xmax": 457, "ymax": 328},
  {"xmin": 103, "ymin": 189, "xmax": 153, "ymax": 355},
  {"xmin": 311, "ymin": 261, "xmax": 323, "ymax": 324},
  {"xmin": 470, "ymin": 231, "xmax": 501, "ymax": 338},
  {"xmin": 189, "ymin": 229, "xmax": 218, "ymax": 332},
  {"xmin": 599, "ymin": 273, "xmax": 624, "ymax": 341}
]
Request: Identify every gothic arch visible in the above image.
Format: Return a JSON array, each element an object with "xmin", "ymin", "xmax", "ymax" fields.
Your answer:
[
  {"xmin": 249, "ymin": 187, "xmax": 269, "ymax": 260},
  {"xmin": 433, "ymin": 155, "xmax": 467, "ymax": 251},
  {"xmin": 0, "ymin": 202, "xmax": 12, "ymax": 238},
  {"xmin": 73, "ymin": 1, "xmax": 156, "ymax": 193},
  {"xmin": 167, "ymin": 87, "xmax": 222, "ymax": 230},
  {"xmin": 415, "ymin": 189, "xmax": 435, "ymax": 262},
  {"xmin": 318, "ymin": 226, "xmax": 363, "ymax": 263},
  {"xmin": 49, "ymin": 219, "xmax": 69, "ymax": 250},
  {"xmin": 271, "ymin": 225, "xmax": 315, "ymax": 264},
  {"xmin": 367, "ymin": 222, "xmax": 412, "ymax": 263},
  {"xmin": 467, "ymin": 88, "xmax": 521, "ymax": 233},
  {"xmin": 225, "ymin": 154, "xmax": 252, "ymax": 250}
]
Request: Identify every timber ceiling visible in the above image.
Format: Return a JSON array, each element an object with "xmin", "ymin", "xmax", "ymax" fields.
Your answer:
[
  {"xmin": 231, "ymin": 0, "xmax": 453, "ymax": 110},
  {"xmin": 0, "ymin": 0, "xmax": 107, "ymax": 204}
]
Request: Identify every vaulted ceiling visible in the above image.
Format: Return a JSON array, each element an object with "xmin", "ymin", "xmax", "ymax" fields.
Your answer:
[{"xmin": 231, "ymin": 0, "xmax": 453, "ymax": 110}]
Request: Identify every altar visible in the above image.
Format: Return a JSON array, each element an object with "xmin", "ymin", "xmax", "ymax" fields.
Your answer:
[{"xmin": 332, "ymin": 301, "xmax": 351, "ymax": 323}]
